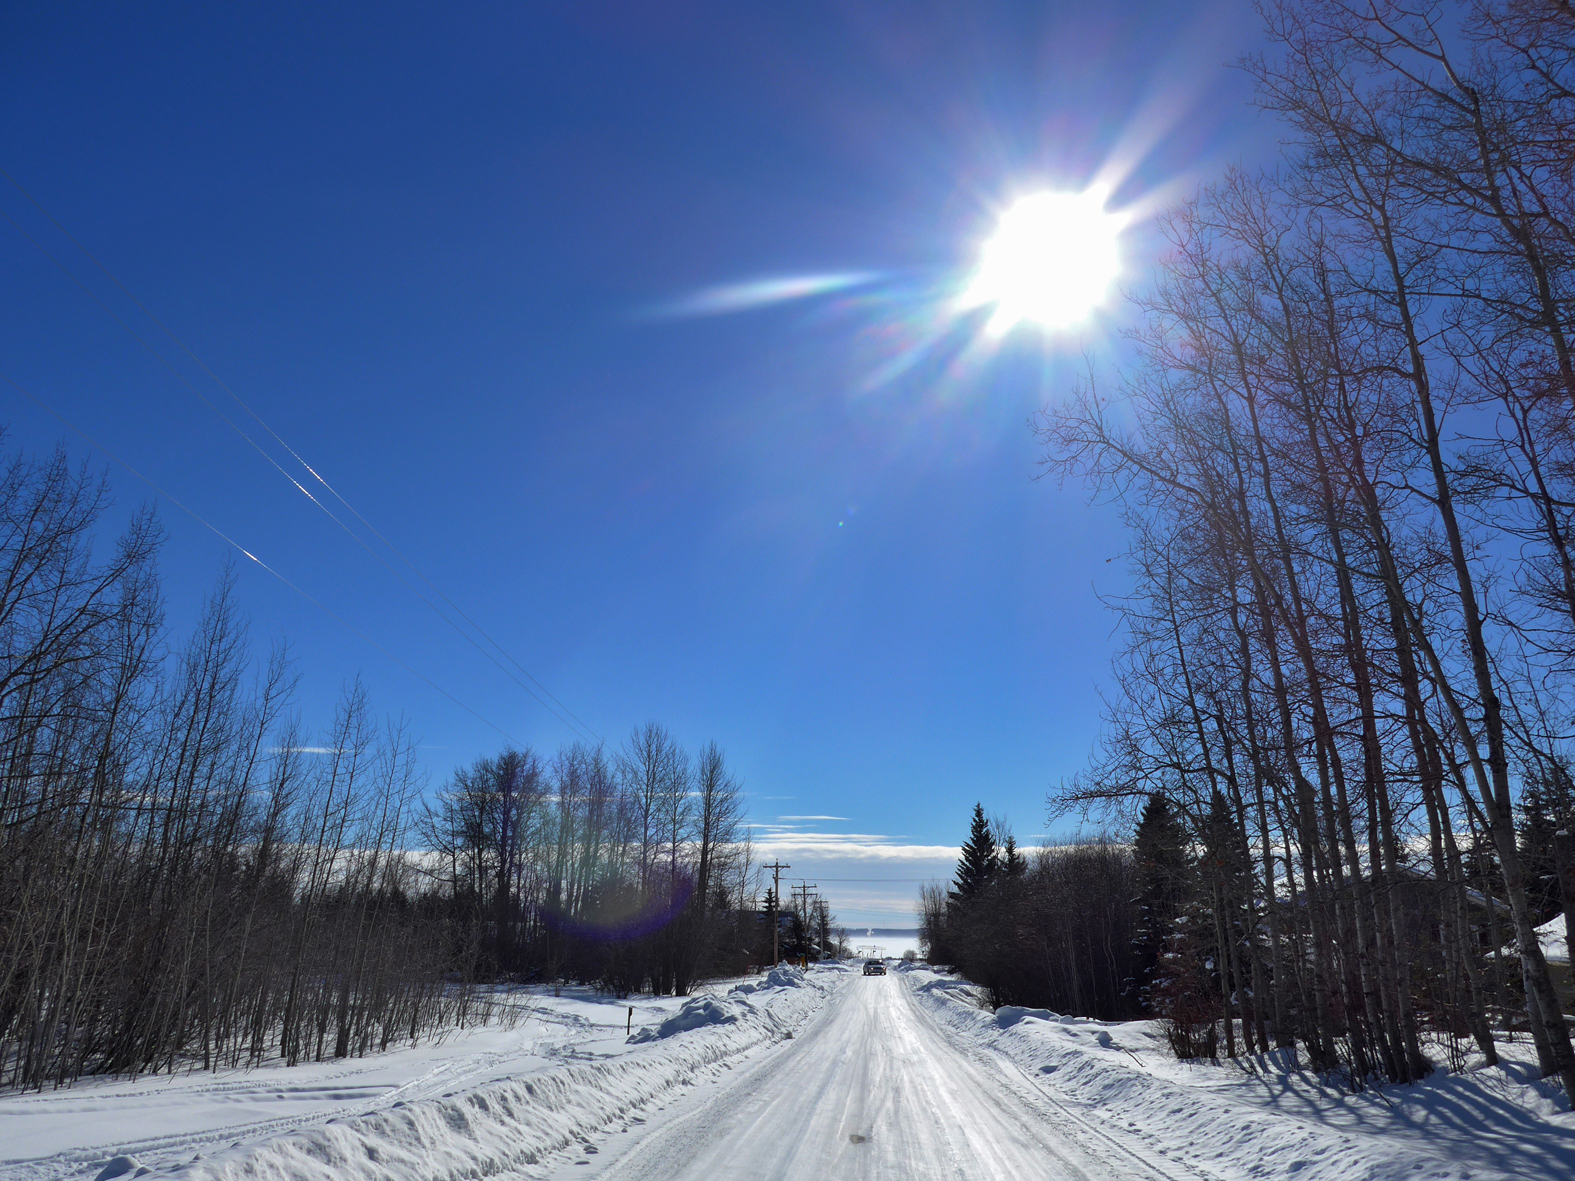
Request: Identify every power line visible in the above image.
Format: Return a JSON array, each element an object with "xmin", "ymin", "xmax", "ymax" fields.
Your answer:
[
  {"xmin": 1, "ymin": 369, "xmax": 527, "ymax": 750},
  {"xmin": 0, "ymin": 168, "xmax": 601, "ymax": 746}
]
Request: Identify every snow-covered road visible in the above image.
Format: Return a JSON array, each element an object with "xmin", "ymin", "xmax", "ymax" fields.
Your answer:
[
  {"xmin": 550, "ymin": 969, "xmax": 1180, "ymax": 1181},
  {"xmin": 9, "ymin": 961, "xmax": 1567, "ymax": 1181}
]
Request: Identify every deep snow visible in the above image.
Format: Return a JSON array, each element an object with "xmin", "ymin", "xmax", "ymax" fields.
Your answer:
[
  {"xmin": 904, "ymin": 963, "xmax": 1575, "ymax": 1181},
  {"xmin": 1, "ymin": 969, "xmax": 833, "ymax": 1181},
  {"xmin": 6, "ymin": 961, "xmax": 1574, "ymax": 1181}
]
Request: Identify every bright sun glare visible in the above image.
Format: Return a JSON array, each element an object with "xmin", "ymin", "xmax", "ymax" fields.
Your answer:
[{"xmin": 960, "ymin": 188, "xmax": 1126, "ymax": 335}]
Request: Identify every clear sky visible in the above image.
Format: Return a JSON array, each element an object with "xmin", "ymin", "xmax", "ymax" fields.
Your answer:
[{"xmin": 1, "ymin": 1, "xmax": 1269, "ymax": 924}]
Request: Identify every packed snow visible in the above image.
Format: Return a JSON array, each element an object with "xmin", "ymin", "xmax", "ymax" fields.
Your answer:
[
  {"xmin": 5, "ymin": 960, "xmax": 1572, "ymax": 1181},
  {"xmin": 556, "ymin": 958, "xmax": 1141, "ymax": 1180}
]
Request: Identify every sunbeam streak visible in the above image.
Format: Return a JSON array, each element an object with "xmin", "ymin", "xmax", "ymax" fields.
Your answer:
[
  {"xmin": 642, "ymin": 185, "xmax": 1135, "ymax": 407},
  {"xmin": 645, "ymin": 272, "xmax": 882, "ymax": 318}
]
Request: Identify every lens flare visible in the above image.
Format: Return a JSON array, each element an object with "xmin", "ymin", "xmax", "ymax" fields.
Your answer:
[
  {"xmin": 645, "ymin": 272, "xmax": 881, "ymax": 318},
  {"xmin": 959, "ymin": 188, "xmax": 1126, "ymax": 334}
]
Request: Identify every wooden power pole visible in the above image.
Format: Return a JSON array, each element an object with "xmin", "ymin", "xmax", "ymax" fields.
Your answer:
[
  {"xmin": 792, "ymin": 882, "xmax": 818, "ymax": 960},
  {"xmin": 763, "ymin": 861, "xmax": 790, "ymax": 965}
]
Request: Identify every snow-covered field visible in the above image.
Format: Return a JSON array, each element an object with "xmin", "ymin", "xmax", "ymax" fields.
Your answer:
[
  {"xmin": 5, "ymin": 960, "xmax": 1573, "ymax": 1181},
  {"xmin": 1, "ymin": 969, "xmax": 831, "ymax": 1181}
]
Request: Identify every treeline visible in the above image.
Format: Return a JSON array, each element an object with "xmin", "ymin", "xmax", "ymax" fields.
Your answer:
[
  {"xmin": 415, "ymin": 724, "xmax": 768, "ymax": 996},
  {"xmin": 0, "ymin": 441, "xmax": 765, "ymax": 1091},
  {"xmin": 920, "ymin": 805, "xmax": 1138, "ymax": 1020},
  {"xmin": 1039, "ymin": 1, "xmax": 1575, "ymax": 1095}
]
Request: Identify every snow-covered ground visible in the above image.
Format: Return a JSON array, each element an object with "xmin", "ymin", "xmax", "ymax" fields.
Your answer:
[
  {"xmin": 906, "ymin": 963, "xmax": 1575, "ymax": 1181},
  {"xmin": 6, "ymin": 960, "xmax": 1573, "ymax": 1181},
  {"xmin": 1, "ymin": 969, "xmax": 831, "ymax": 1181}
]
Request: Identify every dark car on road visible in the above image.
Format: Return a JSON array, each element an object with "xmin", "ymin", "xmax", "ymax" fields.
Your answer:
[{"xmin": 863, "ymin": 959, "xmax": 886, "ymax": 976}]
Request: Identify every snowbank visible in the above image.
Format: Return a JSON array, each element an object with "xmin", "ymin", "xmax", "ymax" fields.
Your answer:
[
  {"xmin": 993, "ymin": 1005, "xmax": 1059, "ymax": 1029},
  {"xmin": 626, "ymin": 965, "xmax": 819, "ymax": 1042},
  {"xmin": 6, "ymin": 968, "xmax": 835, "ymax": 1181},
  {"xmin": 626, "ymin": 996, "xmax": 742, "ymax": 1043},
  {"xmin": 912, "ymin": 973, "xmax": 976, "ymax": 1001},
  {"xmin": 903, "ymin": 964, "xmax": 1574, "ymax": 1181},
  {"xmin": 726, "ymin": 964, "xmax": 804, "ymax": 995}
]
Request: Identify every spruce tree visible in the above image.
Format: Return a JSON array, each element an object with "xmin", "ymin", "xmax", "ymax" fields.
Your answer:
[
  {"xmin": 1519, "ymin": 758, "xmax": 1575, "ymax": 920},
  {"xmin": 1201, "ymin": 790, "xmax": 1248, "ymax": 901},
  {"xmin": 762, "ymin": 888, "xmax": 779, "ymax": 964},
  {"xmin": 1132, "ymin": 792, "xmax": 1190, "ymax": 1008},
  {"xmin": 952, "ymin": 803, "xmax": 998, "ymax": 901},
  {"xmin": 1001, "ymin": 834, "xmax": 1026, "ymax": 879}
]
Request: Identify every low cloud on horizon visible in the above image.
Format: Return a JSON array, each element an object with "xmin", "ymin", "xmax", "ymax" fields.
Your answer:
[
  {"xmin": 740, "ymin": 817, "xmax": 959, "ymax": 925},
  {"xmin": 775, "ymin": 815, "xmax": 849, "ymax": 821}
]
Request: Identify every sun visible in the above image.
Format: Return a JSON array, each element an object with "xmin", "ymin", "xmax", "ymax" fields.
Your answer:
[{"xmin": 959, "ymin": 188, "xmax": 1126, "ymax": 334}]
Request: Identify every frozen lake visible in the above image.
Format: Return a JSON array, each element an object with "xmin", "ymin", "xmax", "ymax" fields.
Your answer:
[{"xmin": 846, "ymin": 927, "xmax": 922, "ymax": 960}]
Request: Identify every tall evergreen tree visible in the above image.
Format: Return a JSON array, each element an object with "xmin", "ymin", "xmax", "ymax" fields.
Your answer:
[
  {"xmin": 761, "ymin": 888, "xmax": 779, "ymax": 964},
  {"xmin": 1200, "ymin": 790, "xmax": 1248, "ymax": 903},
  {"xmin": 1132, "ymin": 792, "xmax": 1190, "ymax": 1008},
  {"xmin": 952, "ymin": 803, "xmax": 998, "ymax": 901},
  {"xmin": 1001, "ymin": 834, "xmax": 1026, "ymax": 879},
  {"xmin": 1520, "ymin": 758, "xmax": 1575, "ymax": 920}
]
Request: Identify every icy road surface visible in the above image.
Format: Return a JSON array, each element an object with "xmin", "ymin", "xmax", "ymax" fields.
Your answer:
[{"xmin": 551, "ymin": 969, "xmax": 1176, "ymax": 1181}]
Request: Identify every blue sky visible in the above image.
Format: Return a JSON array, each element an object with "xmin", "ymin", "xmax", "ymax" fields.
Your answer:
[{"xmin": 1, "ymin": 1, "xmax": 1269, "ymax": 924}]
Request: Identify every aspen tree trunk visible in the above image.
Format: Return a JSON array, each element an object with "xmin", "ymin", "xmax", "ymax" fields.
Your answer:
[
  {"xmin": 1227, "ymin": 586, "xmax": 1289, "ymax": 1048},
  {"xmin": 1226, "ymin": 330, "xmax": 1399, "ymax": 1080},
  {"xmin": 1384, "ymin": 239, "xmax": 1575, "ymax": 1094},
  {"xmin": 1300, "ymin": 363, "xmax": 1428, "ymax": 1079}
]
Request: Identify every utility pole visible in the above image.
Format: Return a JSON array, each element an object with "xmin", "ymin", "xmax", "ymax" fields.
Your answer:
[
  {"xmin": 764, "ymin": 861, "xmax": 790, "ymax": 965},
  {"xmin": 792, "ymin": 882, "xmax": 818, "ymax": 960}
]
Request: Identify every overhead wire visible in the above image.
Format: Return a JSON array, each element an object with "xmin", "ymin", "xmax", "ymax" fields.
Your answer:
[
  {"xmin": 0, "ymin": 369, "xmax": 527, "ymax": 749},
  {"xmin": 0, "ymin": 168, "xmax": 602, "ymax": 746}
]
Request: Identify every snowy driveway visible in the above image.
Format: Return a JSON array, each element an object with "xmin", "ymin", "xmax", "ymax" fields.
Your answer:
[{"xmin": 550, "ymin": 968, "xmax": 1183, "ymax": 1181}]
